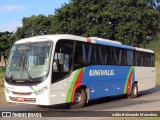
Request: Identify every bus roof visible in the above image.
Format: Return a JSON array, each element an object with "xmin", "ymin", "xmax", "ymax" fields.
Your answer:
[
  {"xmin": 15, "ymin": 34, "xmax": 75, "ymax": 44},
  {"xmin": 15, "ymin": 34, "xmax": 154, "ymax": 53},
  {"xmin": 87, "ymin": 37, "xmax": 154, "ymax": 53}
]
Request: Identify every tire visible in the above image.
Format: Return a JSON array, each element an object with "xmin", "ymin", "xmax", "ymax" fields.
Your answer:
[
  {"xmin": 128, "ymin": 83, "xmax": 138, "ymax": 98},
  {"xmin": 70, "ymin": 88, "xmax": 87, "ymax": 109}
]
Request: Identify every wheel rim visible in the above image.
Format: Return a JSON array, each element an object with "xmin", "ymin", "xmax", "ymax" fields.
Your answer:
[
  {"xmin": 133, "ymin": 86, "xmax": 137, "ymax": 96},
  {"xmin": 74, "ymin": 93, "xmax": 83, "ymax": 104}
]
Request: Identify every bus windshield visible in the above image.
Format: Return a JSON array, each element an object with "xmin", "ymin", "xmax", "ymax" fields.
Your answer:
[{"xmin": 6, "ymin": 42, "xmax": 52, "ymax": 82}]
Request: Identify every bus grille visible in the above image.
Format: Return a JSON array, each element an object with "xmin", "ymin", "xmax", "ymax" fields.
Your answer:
[
  {"xmin": 12, "ymin": 92, "xmax": 32, "ymax": 96},
  {"xmin": 9, "ymin": 96, "xmax": 36, "ymax": 103}
]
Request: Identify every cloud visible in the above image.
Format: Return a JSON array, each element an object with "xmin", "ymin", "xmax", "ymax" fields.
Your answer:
[
  {"xmin": 0, "ymin": 22, "xmax": 22, "ymax": 32},
  {"xmin": 0, "ymin": 5, "xmax": 27, "ymax": 12}
]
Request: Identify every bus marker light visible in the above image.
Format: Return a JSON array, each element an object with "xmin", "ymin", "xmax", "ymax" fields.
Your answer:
[
  {"xmin": 87, "ymin": 38, "xmax": 91, "ymax": 43},
  {"xmin": 91, "ymin": 90, "xmax": 95, "ymax": 93},
  {"xmin": 105, "ymin": 89, "xmax": 109, "ymax": 91}
]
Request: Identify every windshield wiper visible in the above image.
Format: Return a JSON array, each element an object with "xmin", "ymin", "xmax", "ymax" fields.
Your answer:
[
  {"xmin": 23, "ymin": 56, "xmax": 33, "ymax": 81},
  {"xmin": 10, "ymin": 53, "xmax": 23, "ymax": 81},
  {"xmin": 9, "ymin": 45, "xmax": 33, "ymax": 81}
]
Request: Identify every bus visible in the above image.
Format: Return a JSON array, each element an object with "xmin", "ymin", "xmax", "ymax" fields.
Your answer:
[{"xmin": 4, "ymin": 34, "xmax": 156, "ymax": 108}]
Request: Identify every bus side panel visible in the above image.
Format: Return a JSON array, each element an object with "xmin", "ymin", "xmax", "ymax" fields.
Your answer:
[
  {"xmin": 82, "ymin": 65, "xmax": 135, "ymax": 100},
  {"xmin": 134, "ymin": 67, "xmax": 156, "ymax": 91},
  {"xmin": 51, "ymin": 70, "xmax": 80, "ymax": 105},
  {"xmin": 51, "ymin": 78, "xmax": 69, "ymax": 105}
]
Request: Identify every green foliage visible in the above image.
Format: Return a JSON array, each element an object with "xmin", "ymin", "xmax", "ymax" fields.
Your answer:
[
  {"xmin": 0, "ymin": 32, "xmax": 16, "ymax": 63},
  {"xmin": 50, "ymin": 0, "xmax": 114, "ymax": 37},
  {"xmin": 0, "ymin": 66, "xmax": 5, "ymax": 73},
  {"xmin": 49, "ymin": 0, "xmax": 160, "ymax": 46},
  {"xmin": 0, "ymin": 67, "xmax": 5, "ymax": 87},
  {"xmin": 141, "ymin": 37, "xmax": 160, "ymax": 60},
  {"xmin": 10, "ymin": 0, "xmax": 160, "ymax": 47},
  {"xmin": 15, "ymin": 14, "xmax": 52, "ymax": 39},
  {"xmin": 111, "ymin": 0, "xmax": 158, "ymax": 45}
]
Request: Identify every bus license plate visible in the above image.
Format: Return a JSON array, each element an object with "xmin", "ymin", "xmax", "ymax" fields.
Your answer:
[{"xmin": 17, "ymin": 97, "xmax": 24, "ymax": 102}]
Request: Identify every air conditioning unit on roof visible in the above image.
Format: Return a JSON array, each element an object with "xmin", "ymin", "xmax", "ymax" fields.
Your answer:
[{"xmin": 89, "ymin": 37, "xmax": 122, "ymax": 44}]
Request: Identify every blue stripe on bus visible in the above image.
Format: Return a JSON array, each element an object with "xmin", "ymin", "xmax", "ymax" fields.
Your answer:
[
  {"xmin": 81, "ymin": 65, "xmax": 135, "ymax": 99},
  {"xmin": 95, "ymin": 40, "xmax": 134, "ymax": 50}
]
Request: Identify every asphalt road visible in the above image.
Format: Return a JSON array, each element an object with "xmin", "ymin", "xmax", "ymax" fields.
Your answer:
[{"xmin": 0, "ymin": 85, "xmax": 160, "ymax": 118}]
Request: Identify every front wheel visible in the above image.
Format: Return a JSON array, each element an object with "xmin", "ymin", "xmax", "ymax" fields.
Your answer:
[
  {"xmin": 128, "ymin": 83, "xmax": 138, "ymax": 98},
  {"xmin": 70, "ymin": 88, "xmax": 87, "ymax": 109}
]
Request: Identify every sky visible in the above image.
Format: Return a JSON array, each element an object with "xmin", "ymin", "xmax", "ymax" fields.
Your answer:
[{"xmin": 0, "ymin": 0, "xmax": 70, "ymax": 32}]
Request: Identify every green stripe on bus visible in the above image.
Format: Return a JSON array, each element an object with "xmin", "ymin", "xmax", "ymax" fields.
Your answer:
[
  {"xmin": 123, "ymin": 66, "xmax": 134, "ymax": 93},
  {"xmin": 31, "ymin": 87, "xmax": 37, "ymax": 92},
  {"xmin": 65, "ymin": 69, "xmax": 82, "ymax": 103}
]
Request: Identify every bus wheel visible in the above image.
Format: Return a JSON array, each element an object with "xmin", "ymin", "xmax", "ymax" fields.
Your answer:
[
  {"xmin": 129, "ymin": 83, "xmax": 138, "ymax": 98},
  {"xmin": 70, "ymin": 88, "xmax": 87, "ymax": 109}
]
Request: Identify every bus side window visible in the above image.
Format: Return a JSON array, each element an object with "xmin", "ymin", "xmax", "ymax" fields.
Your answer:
[
  {"xmin": 127, "ymin": 50, "xmax": 133, "ymax": 66},
  {"xmin": 121, "ymin": 49, "xmax": 127, "ymax": 66},
  {"xmin": 74, "ymin": 42, "xmax": 96, "ymax": 70},
  {"xmin": 74, "ymin": 42, "xmax": 84, "ymax": 69}
]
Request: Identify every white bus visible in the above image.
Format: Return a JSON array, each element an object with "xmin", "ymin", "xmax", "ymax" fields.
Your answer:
[{"xmin": 5, "ymin": 34, "xmax": 156, "ymax": 108}]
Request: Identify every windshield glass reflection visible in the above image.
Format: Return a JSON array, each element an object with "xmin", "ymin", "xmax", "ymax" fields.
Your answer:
[{"xmin": 6, "ymin": 42, "xmax": 52, "ymax": 81}]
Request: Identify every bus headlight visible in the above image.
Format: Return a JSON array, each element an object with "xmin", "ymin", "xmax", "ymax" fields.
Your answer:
[{"xmin": 5, "ymin": 88, "xmax": 11, "ymax": 93}]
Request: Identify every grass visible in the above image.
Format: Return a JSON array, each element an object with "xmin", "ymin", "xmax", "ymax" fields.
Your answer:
[
  {"xmin": 156, "ymin": 61, "xmax": 160, "ymax": 84},
  {"xmin": 0, "ymin": 67, "xmax": 5, "ymax": 105},
  {"xmin": 0, "ymin": 66, "xmax": 5, "ymax": 87},
  {"xmin": 156, "ymin": 75, "xmax": 160, "ymax": 84}
]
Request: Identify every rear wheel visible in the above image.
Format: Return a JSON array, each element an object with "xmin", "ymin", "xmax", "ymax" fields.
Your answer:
[
  {"xmin": 70, "ymin": 88, "xmax": 87, "ymax": 109},
  {"xmin": 128, "ymin": 83, "xmax": 138, "ymax": 98}
]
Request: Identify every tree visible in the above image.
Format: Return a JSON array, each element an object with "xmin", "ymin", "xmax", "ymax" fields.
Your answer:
[
  {"xmin": 0, "ymin": 32, "xmax": 16, "ymax": 65},
  {"xmin": 16, "ymin": 14, "xmax": 52, "ymax": 38},
  {"xmin": 49, "ymin": 0, "xmax": 160, "ymax": 46},
  {"xmin": 15, "ymin": 27, "xmax": 25, "ymax": 40},
  {"xmin": 111, "ymin": 0, "xmax": 160, "ymax": 45}
]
